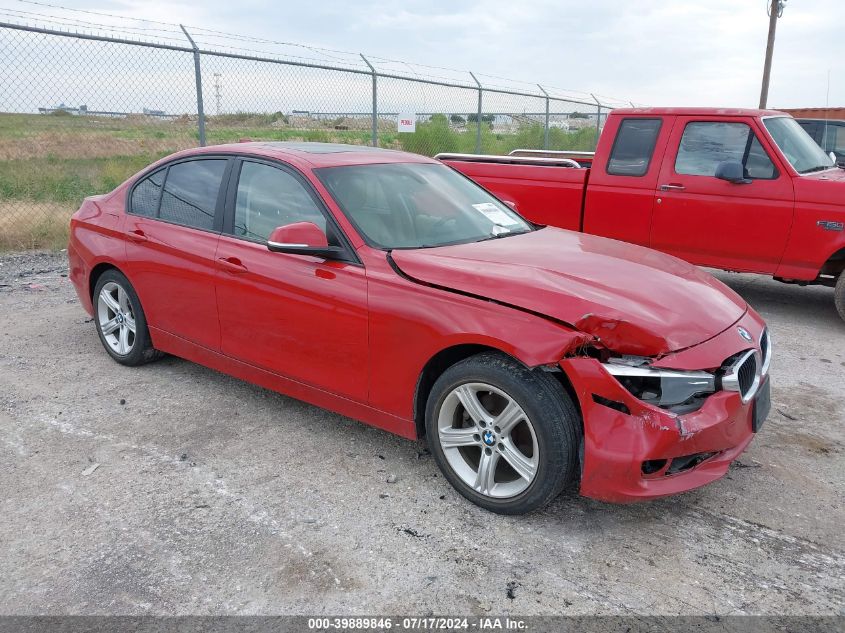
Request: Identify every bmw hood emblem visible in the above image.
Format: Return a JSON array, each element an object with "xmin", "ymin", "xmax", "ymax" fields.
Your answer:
[{"xmin": 737, "ymin": 326, "xmax": 753, "ymax": 343}]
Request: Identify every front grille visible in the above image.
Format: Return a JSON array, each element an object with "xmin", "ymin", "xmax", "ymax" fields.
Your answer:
[
  {"xmin": 737, "ymin": 353, "xmax": 757, "ymax": 398},
  {"xmin": 720, "ymin": 349, "xmax": 760, "ymax": 403}
]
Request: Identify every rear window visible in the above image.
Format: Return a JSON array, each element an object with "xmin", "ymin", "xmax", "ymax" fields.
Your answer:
[
  {"xmin": 158, "ymin": 160, "xmax": 227, "ymax": 230},
  {"xmin": 606, "ymin": 118, "xmax": 662, "ymax": 176}
]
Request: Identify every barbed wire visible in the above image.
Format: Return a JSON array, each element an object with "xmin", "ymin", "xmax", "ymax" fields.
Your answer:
[{"xmin": 2, "ymin": 0, "xmax": 635, "ymax": 107}]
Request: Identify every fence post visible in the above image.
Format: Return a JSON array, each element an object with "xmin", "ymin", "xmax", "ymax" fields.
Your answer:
[
  {"xmin": 180, "ymin": 25, "xmax": 206, "ymax": 147},
  {"xmin": 360, "ymin": 54, "xmax": 378, "ymax": 147},
  {"xmin": 591, "ymin": 94, "xmax": 602, "ymax": 151},
  {"xmin": 538, "ymin": 84, "xmax": 550, "ymax": 150},
  {"xmin": 469, "ymin": 72, "xmax": 482, "ymax": 154}
]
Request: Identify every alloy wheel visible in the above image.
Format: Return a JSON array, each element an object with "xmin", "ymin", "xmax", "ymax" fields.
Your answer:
[
  {"xmin": 436, "ymin": 382, "xmax": 539, "ymax": 498},
  {"xmin": 97, "ymin": 281, "xmax": 136, "ymax": 356}
]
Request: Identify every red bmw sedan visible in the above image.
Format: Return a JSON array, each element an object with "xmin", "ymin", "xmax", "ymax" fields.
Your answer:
[{"xmin": 68, "ymin": 142, "xmax": 771, "ymax": 514}]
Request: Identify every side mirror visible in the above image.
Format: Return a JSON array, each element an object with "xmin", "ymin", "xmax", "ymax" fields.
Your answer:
[
  {"xmin": 267, "ymin": 221, "xmax": 342, "ymax": 259},
  {"xmin": 714, "ymin": 160, "xmax": 752, "ymax": 184}
]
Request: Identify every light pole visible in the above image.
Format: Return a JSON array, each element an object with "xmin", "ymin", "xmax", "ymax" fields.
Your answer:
[{"xmin": 759, "ymin": 0, "xmax": 787, "ymax": 109}]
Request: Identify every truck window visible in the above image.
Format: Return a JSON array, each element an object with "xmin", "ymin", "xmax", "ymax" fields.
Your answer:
[
  {"xmin": 831, "ymin": 123, "xmax": 845, "ymax": 159},
  {"xmin": 675, "ymin": 122, "xmax": 777, "ymax": 180},
  {"xmin": 606, "ymin": 118, "xmax": 662, "ymax": 176},
  {"xmin": 797, "ymin": 120, "xmax": 822, "ymax": 144},
  {"xmin": 763, "ymin": 116, "xmax": 833, "ymax": 174},
  {"xmin": 816, "ymin": 121, "xmax": 845, "ymax": 159}
]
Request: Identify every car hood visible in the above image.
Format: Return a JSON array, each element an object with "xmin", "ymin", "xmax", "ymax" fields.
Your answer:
[{"xmin": 390, "ymin": 228, "xmax": 747, "ymax": 356}]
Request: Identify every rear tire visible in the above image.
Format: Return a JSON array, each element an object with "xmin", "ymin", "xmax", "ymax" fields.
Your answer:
[
  {"xmin": 425, "ymin": 352, "xmax": 581, "ymax": 515},
  {"xmin": 92, "ymin": 269, "xmax": 161, "ymax": 366},
  {"xmin": 836, "ymin": 272, "xmax": 845, "ymax": 323}
]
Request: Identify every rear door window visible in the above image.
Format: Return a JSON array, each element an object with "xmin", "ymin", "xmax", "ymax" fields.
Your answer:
[
  {"xmin": 606, "ymin": 118, "xmax": 662, "ymax": 176},
  {"xmin": 675, "ymin": 122, "xmax": 777, "ymax": 180},
  {"xmin": 158, "ymin": 159, "xmax": 227, "ymax": 230},
  {"xmin": 129, "ymin": 169, "xmax": 164, "ymax": 217}
]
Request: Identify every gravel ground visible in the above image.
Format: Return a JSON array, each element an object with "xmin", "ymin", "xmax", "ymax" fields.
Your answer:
[{"xmin": 0, "ymin": 250, "xmax": 843, "ymax": 616}]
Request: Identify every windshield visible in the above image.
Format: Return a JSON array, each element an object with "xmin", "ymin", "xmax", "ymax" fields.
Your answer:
[
  {"xmin": 763, "ymin": 116, "xmax": 834, "ymax": 174},
  {"xmin": 316, "ymin": 163, "xmax": 532, "ymax": 249}
]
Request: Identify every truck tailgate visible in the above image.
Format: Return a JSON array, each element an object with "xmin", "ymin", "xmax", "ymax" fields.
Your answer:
[{"xmin": 441, "ymin": 159, "xmax": 587, "ymax": 231}]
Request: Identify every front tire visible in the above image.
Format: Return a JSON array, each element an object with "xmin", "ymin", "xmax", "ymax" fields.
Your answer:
[
  {"xmin": 93, "ymin": 269, "xmax": 161, "ymax": 366},
  {"xmin": 425, "ymin": 352, "xmax": 581, "ymax": 515},
  {"xmin": 836, "ymin": 273, "xmax": 845, "ymax": 323}
]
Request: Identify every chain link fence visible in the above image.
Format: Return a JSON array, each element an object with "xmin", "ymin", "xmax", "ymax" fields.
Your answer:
[{"xmin": 0, "ymin": 18, "xmax": 629, "ymax": 249}]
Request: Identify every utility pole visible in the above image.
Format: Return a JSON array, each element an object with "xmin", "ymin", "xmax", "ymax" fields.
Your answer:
[
  {"xmin": 759, "ymin": 0, "xmax": 786, "ymax": 109},
  {"xmin": 213, "ymin": 73, "xmax": 222, "ymax": 115}
]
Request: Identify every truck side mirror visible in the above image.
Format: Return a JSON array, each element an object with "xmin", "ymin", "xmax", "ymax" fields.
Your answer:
[{"xmin": 714, "ymin": 160, "xmax": 752, "ymax": 184}]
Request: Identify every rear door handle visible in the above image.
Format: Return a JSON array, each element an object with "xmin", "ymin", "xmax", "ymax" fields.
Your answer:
[
  {"xmin": 659, "ymin": 183, "xmax": 686, "ymax": 191},
  {"xmin": 217, "ymin": 257, "xmax": 248, "ymax": 275},
  {"xmin": 126, "ymin": 229, "xmax": 148, "ymax": 242}
]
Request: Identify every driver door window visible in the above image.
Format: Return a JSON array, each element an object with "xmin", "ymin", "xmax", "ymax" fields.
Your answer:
[
  {"xmin": 675, "ymin": 122, "xmax": 777, "ymax": 180},
  {"xmin": 234, "ymin": 161, "xmax": 326, "ymax": 242}
]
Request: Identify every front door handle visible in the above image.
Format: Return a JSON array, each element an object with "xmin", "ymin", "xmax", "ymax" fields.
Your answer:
[
  {"xmin": 659, "ymin": 183, "xmax": 686, "ymax": 191},
  {"xmin": 217, "ymin": 257, "xmax": 248, "ymax": 275},
  {"xmin": 126, "ymin": 229, "xmax": 148, "ymax": 242}
]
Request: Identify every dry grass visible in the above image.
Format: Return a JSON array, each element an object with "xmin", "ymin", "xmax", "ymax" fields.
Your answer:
[
  {"xmin": 0, "ymin": 131, "xmax": 195, "ymax": 161},
  {"xmin": 0, "ymin": 111, "xmax": 596, "ymax": 250},
  {"xmin": 0, "ymin": 201, "xmax": 71, "ymax": 251}
]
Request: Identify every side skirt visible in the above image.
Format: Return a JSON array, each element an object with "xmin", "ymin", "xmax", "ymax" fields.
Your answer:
[{"xmin": 150, "ymin": 327, "xmax": 416, "ymax": 440}]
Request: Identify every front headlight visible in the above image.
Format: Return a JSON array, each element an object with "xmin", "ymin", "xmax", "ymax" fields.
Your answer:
[{"xmin": 604, "ymin": 357, "xmax": 716, "ymax": 413}]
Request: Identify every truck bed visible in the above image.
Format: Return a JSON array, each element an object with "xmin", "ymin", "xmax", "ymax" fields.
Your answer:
[{"xmin": 436, "ymin": 153, "xmax": 588, "ymax": 231}]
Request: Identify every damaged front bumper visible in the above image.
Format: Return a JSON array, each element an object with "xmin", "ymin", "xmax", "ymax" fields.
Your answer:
[{"xmin": 561, "ymin": 311, "xmax": 770, "ymax": 503}]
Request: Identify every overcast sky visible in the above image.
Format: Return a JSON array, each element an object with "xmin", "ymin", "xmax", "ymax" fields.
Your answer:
[{"xmin": 2, "ymin": 0, "xmax": 843, "ymax": 109}]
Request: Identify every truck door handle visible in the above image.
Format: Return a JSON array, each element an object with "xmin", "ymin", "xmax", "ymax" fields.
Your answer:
[
  {"xmin": 659, "ymin": 184, "xmax": 686, "ymax": 191},
  {"xmin": 217, "ymin": 257, "xmax": 248, "ymax": 275},
  {"xmin": 126, "ymin": 229, "xmax": 148, "ymax": 242}
]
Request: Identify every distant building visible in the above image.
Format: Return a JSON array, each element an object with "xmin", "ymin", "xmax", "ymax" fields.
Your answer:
[{"xmin": 779, "ymin": 107, "xmax": 845, "ymax": 120}]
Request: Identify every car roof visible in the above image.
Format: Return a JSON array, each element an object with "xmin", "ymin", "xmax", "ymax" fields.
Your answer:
[
  {"xmin": 611, "ymin": 107, "xmax": 789, "ymax": 118},
  {"xmin": 172, "ymin": 141, "xmax": 437, "ymax": 168}
]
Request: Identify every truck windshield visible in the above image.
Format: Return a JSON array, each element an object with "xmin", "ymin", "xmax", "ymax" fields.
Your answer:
[
  {"xmin": 763, "ymin": 117, "xmax": 834, "ymax": 174},
  {"xmin": 317, "ymin": 163, "xmax": 533, "ymax": 249}
]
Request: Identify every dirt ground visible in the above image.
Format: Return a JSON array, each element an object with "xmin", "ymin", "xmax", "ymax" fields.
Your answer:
[{"xmin": 0, "ymin": 251, "xmax": 843, "ymax": 616}]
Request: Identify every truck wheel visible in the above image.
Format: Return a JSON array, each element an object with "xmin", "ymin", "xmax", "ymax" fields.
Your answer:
[
  {"xmin": 425, "ymin": 352, "xmax": 581, "ymax": 515},
  {"xmin": 836, "ymin": 273, "xmax": 845, "ymax": 322}
]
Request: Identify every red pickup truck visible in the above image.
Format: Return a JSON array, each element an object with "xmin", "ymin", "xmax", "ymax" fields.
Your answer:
[{"xmin": 439, "ymin": 108, "xmax": 845, "ymax": 321}]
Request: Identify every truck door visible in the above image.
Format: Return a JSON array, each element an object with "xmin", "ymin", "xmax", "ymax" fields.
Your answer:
[
  {"xmin": 583, "ymin": 116, "xmax": 670, "ymax": 246},
  {"xmin": 650, "ymin": 116, "xmax": 794, "ymax": 274}
]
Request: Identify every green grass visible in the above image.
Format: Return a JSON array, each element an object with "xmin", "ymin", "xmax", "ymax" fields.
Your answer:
[
  {"xmin": 0, "ymin": 153, "xmax": 170, "ymax": 202},
  {"xmin": 395, "ymin": 115, "xmax": 598, "ymax": 156},
  {"xmin": 0, "ymin": 111, "xmax": 597, "ymax": 250}
]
